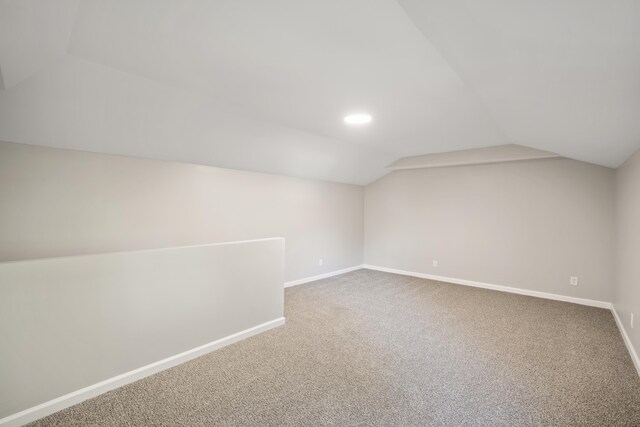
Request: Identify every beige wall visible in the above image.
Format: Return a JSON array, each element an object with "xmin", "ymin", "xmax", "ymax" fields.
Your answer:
[
  {"xmin": 1, "ymin": 141, "xmax": 622, "ymax": 302},
  {"xmin": 615, "ymin": 148, "xmax": 640, "ymax": 357},
  {"xmin": 364, "ymin": 158, "xmax": 616, "ymax": 302},
  {"xmin": 0, "ymin": 142, "xmax": 364, "ymax": 282}
]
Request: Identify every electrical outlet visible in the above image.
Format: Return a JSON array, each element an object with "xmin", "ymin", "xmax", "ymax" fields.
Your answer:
[
  {"xmin": 432, "ymin": 260, "xmax": 438, "ymax": 268},
  {"xmin": 318, "ymin": 258, "xmax": 323, "ymax": 266},
  {"xmin": 570, "ymin": 276, "xmax": 578, "ymax": 286},
  {"xmin": 631, "ymin": 313, "xmax": 634, "ymax": 329}
]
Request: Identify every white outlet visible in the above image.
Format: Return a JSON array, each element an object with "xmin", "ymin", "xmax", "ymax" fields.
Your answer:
[
  {"xmin": 570, "ymin": 276, "xmax": 578, "ymax": 286},
  {"xmin": 432, "ymin": 260, "xmax": 438, "ymax": 268},
  {"xmin": 631, "ymin": 313, "xmax": 634, "ymax": 329},
  {"xmin": 318, "ymin": 258, "xmax": 323, "ymax": 266}
]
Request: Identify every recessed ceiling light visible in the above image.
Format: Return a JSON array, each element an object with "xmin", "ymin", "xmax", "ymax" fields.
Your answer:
[{"xmin": 344, "ymin": 113, "xmax": 372, "ymax": 125}]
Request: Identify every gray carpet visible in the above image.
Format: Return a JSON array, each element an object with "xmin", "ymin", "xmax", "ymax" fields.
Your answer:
[{"xmin": 31, "ymin": 269, "xmax": 640, "ymax": 426}]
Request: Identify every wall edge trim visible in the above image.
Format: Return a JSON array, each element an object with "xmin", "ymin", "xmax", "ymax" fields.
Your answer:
[
  {"xmin": 362, "ymin": 264, "xmax": 612, "ymax": 308},
  {"xmin": 0, "ymin": 317, "xmax": 286, "ymax": 427},
  {"xmin": 284, "ymin": 265, "xmax": 364, "ymax": 288},
  {"xmin": 611, "ymin": 306, "xmax": 640, "ymax": 377}
]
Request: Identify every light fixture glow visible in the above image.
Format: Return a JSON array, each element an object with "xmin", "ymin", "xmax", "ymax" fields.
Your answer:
[{"xmin": 343, "ymin": 113, "xmax": 372, "ymax": 125}]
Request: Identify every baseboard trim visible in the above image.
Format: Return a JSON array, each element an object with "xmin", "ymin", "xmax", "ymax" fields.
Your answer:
[
  {"xmin": 284, "ymin": 265, "xmax": 363, "ymax": 288},
  {"xmin": 365, "ymin": 264, "xmax": 639, "ymax": 378},
  {"xmin": 611, "ymin": 307, "xmax": 640, "ymax": 376},
  {"xmin": 0, "ymin": 317, "xmax": 286, "ymax": 427},
  {"xmin": 362, "ymin": 264, "xmax": 612, "ymax": 309}
]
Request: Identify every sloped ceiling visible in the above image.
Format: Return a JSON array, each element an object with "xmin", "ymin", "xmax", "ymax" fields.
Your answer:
[
  {"xmin": 1, "ymin": 0, "xmax": 639, "ymax": 185},
  {"xmin": 397, "ymin": 0, "xmax": 640, "ymax": 169},
  {"xmin": 0, "ymin": 0, "xmax": 79, "ymax": 88}
]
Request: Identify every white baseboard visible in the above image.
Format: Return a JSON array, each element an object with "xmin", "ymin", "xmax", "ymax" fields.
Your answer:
[
  {"xmin": 0, "ymin": 317, "xmax": 285, "ymax": 427},
  {"xmin": 362, "ymin": 264, "xmax": 612, "ymax": 309},
  {"xmin": 363, "ymin": 264, "xmax": 640, "ymax": 377},
  {"xmin": 4, "ymin": 265, "xmax": 636, "ymax": 427},
  {"xmin": 611, "ymin": 307, "xmax": 640, "ymax": 376},
  {"xmin": 284, "ymin": 265, "xmax": 363, "ymax": 288}
]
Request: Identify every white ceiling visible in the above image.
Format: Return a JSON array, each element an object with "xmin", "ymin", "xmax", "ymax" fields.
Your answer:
[
  {"xmin": 0, "ymin": 0, "xmax": 79, "ymax": 89},
  {"xmin": 1, "ymin": 0, "xmax": 639, "ymax": 184},
  {"xmin": 398, "ymin": 0, "xmax": 640, "ymax": 169}
]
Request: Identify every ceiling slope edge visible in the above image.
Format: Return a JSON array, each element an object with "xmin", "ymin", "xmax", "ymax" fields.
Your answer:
[
  {"xmin": 394, "ymin": 0, "xmax": 510, "ymax": 148},
  {"xmin": 387, "ymin": 144, "xmax": 561, "ymax": 170}
]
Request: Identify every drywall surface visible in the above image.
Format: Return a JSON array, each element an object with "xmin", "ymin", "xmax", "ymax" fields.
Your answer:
[
  {"xmin": 615, "ymin": 148, "xmax": 640, "ymax": 359},
  {"xmin": 365, "ymin": 158, "xmax": 615, "ymax": 301},
  {"xmin": 0, "ymin": 141, "xmax": 364, "ymax": 281},
  {"xmin": 0, "ymin": 238, "xmax": 284, "ymax": 418}
]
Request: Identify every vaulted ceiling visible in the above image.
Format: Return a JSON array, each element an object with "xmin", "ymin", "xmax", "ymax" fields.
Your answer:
[{"xmin": 1, "ymin": 0, "xmax": 639, "ymax": 184}]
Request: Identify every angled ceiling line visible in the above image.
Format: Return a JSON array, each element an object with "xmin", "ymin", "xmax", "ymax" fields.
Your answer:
[
  {"xmin": 0, "ymin": 53, "xmax": 398, "ymax": 185},
  {"xmin": 63, "ymin": 0, "xmax": 83, "ymax": 57},
  {"xmin": 61, "ymin": 2, "xmax": 395, "ymax": 157},
  {"xmin": 62, "ymin": 49, "xmax": 399, "ymax": 161},
  {"xmin": 394, "ymin": 0, "xmax": 511, "ymax": 149},
  {"xmin": 62, "ymin": 51, "xmax": 400, "ymax": 164}
]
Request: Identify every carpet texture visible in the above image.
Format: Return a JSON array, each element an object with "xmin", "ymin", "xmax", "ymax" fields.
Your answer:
[{"xmin": 31, "ymin": 269, "xmax": 640, "ymax": 426}]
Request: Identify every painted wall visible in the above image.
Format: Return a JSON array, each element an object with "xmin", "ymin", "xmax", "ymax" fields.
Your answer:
[
  {"xmin": 614, "ymin": 148, "xmax": 640, "ymax": 361},
  {"xmin": 364, "ymin": 158, "xmax": 615, "ymax": 302},
  {"xmin": 0, "ymin": 141, "xmax": 364, "ymax": 282},
  {"xmin": 0, "ymin": 238, "xmax": 284, "ymax": 420}
]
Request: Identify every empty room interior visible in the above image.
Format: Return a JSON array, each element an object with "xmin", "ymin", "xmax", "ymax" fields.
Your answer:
[{"xmin": 1, "ymin": 1, "xmax": 640, "ymax": 426}]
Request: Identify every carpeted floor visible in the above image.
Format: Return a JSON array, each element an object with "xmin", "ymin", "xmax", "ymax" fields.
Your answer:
[{"xmin": 31, "ymin": 269, "xmax": 640, "ymax": 426}]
